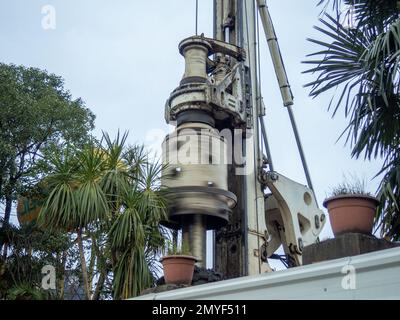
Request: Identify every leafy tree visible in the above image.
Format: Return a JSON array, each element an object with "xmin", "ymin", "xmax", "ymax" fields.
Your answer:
[
  {"xmin": 0, "ymin": 63, "xmax": 95, "ymax": 229},
  {"xmin": 303, "ymin": 0, "xmax": 400, "ymax": 240}
]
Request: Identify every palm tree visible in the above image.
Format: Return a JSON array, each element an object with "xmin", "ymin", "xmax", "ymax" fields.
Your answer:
[
  {"xmin": 109, "ymin": 160, "xmax": 168, "ymax": 299},
  {"xmin": 38, "ymin": 140, "xmax": 108, "ymax": 299},
  {"xmin": 303, "ymin": 0, "xmax": 400, "ymax": 240},
  {"xmin": 38, "ymin": 132, "xmax": 168, "ymax": 299}
]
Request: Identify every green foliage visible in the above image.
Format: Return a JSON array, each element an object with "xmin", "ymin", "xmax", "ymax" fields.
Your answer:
[
  {"xmin": 6, "ymin": 283, "xmax": 52, "ymax": 300},
  {"xmin": 0, "ymin": 221, "xmax": 71, "ymax": 300},
  {"xmin": 0, "ymin": 64, "xmax": 168, "ymax": 300},
  {"xmin": 304, "ymin": 0, "xmax": 400, "ymax": 240},
  {"xmin": 109, "ymin": 159, "xmax": 168, "ymax": 299},
  {"xmin": 0, "ymin": 63, "xmax": 94, "ymax": 226},
  {"xmin": 328, "ymin": 174, "xmax": 371, "ymax": 197},
  {"xmin": 0, "ymin": 63, "xmax": 171, "ymax": 300},
  {"xmin": 164, "ymin": 239, "xmax": 192, "ymax": 256},
  {"xmin": 38, "ymin": 132, "xmax": 169, "ymax": 300}
]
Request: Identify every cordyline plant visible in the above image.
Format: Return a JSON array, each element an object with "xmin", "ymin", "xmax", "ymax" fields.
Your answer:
[
  {"xmin": 38, "ymin": 132, "xmax": 169, "ymax": 299},
  {"xmin": 303, "ymin": 0, "xmax": 400, "ymax": 240}
]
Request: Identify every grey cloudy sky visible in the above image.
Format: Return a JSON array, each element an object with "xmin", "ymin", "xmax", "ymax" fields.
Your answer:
[{"xmin": 1, "ymin": 1, "xmax": 383, "ymax": 253}]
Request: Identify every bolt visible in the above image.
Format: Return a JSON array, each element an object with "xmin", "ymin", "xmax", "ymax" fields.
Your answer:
[
  {"xmin": 253, "ymin": 249, "xmax": 259, "ymax": 257},
  {"xmin": 268, "ymin": 172, "xmax": 279, "ymax": 181},
  {"xmin": 298, "ymin": 238, "xmax": 304, "ymax": 252},
  {"xmin": 315, "ymin": 215, "xmax": 321, "ymax": 229},
  {"xmin": 260, "ymin": 244, "xmax": 268, "ymax": 262}
]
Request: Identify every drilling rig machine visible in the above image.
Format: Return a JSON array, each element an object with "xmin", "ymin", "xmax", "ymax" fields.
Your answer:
[{"xmin": 160, "ymin": 0, "xmax": 326, "ymax": 278}]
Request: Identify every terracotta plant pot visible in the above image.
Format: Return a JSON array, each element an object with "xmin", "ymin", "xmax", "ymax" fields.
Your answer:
[
  {"xmin": 160, "ymin": 255, "xmax": 197, "ymax": 285},
  {"xmin": 323, "ymin": 194, "xmax": 379, "ymax": 237}
]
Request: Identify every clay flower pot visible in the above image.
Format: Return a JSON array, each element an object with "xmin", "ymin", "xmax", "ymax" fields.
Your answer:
[
  {"xmin": 323, "ymin": 194, "xmax": 379, "ymax": 237},
  {"xmin": 160, "ymin": 255, "xmax": 197, "ymax": 285}
]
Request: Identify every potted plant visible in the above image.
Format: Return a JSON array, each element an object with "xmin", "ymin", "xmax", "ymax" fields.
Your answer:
[
  {"xmin": 323, "ymin": 177, "xmax": 380, "ymax": 237},
  {"xmin": 160, "ymin": 240, "xmax": 197, "ymax": 286}
]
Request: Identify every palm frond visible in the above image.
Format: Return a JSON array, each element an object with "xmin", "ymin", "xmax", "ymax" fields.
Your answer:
[{"xmin": 304, "ymin": 4, "xmax": 400, "ymax": 240}]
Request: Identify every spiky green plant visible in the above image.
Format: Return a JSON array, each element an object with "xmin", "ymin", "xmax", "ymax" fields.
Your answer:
[
  {"xmin": 38, "ymin": 132, "xmax": 168, "ymax": 299},
  {"xmin": 109, "ymin": 161, "xmax": 168, "ymax": 299}
]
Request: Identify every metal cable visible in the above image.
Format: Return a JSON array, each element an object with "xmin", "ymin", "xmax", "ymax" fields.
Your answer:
[
  {"xmin": 287, "ymin": 106, "xmax": 314, "ymax": 191},
  {"xmin": 195, "ymin": 0, "xmax": 199, "ymax": 35}
]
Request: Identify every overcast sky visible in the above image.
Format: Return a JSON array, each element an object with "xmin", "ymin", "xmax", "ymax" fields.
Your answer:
[{"xmin": 0, "ymin": 1, "xmax": 384, "ymax": 268}]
